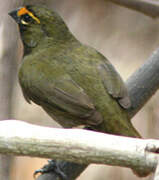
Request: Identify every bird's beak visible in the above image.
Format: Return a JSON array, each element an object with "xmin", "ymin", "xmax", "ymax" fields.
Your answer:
[{"xmin": 9, "ymin": 9, "xmax": 21, "ymax": 24}]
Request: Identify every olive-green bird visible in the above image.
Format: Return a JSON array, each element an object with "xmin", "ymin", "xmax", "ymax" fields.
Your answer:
[
  {"xmin": 9, "ymin": 5, "xmax": 140, "ymax": 137},
  {"xmin": 9, "ymin": 5, "xmax": 145, "ymax": 177}
]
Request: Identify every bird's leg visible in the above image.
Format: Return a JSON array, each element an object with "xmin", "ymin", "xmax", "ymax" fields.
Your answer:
[{"xmin": 34, "ymin": 160, "xmax": 67, "ymax": 180}]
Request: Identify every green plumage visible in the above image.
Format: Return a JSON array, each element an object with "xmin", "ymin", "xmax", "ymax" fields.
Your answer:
[{"xmin": 11, "ymin": 6, "xmax": 140, "ymax": 137}]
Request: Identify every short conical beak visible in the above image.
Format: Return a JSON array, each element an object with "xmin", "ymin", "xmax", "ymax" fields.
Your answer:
[{"xmin": 9, "ymin": 9, "xmax": 20, "ymax": 24}]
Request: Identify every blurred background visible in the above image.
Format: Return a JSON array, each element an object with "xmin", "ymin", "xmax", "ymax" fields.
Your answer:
[{"xmin": 0, "ymin": 0, "xmax": 159, "ymax": 179}]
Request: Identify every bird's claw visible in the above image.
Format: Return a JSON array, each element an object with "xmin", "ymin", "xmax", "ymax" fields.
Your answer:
[{"xmin": 33, "ymin": 160, "xmax": 67, "ymax": 180}]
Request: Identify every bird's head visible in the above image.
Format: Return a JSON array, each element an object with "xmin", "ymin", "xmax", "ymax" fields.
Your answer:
[
  {"xmin": 9, "ymin": 5, "xmax": 73, "ymax": 55},
  {"xmin": 9, "ymin": 6, "xmax": 41, "ymax": 26}
]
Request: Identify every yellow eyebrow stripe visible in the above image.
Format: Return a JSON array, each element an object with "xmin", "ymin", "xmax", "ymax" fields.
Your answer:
[{"xmin": 17, "ymin": 7, "xmax": 40, "ymax": 24}]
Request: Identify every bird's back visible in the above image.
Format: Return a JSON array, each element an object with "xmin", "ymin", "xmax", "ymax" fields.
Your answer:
[{"xmin": 19, "ymin": 40, "xmax": 140, "ymax": 137}]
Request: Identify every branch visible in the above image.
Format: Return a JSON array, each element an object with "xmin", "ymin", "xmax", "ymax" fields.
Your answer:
[
  {"xmin": 127, "ymin": 48, "xmax": 159, "ymax": 117},
  {"xmin": 109, "ymin": 0, "xmax": 159, "ymax": 18},
  {"xmin": 0, "ymin": 120, "xmax": 158, "ymax": 176}
]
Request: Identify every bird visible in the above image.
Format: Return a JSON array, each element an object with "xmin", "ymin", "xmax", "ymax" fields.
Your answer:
[{"xmin": 9, "ymin": 5, "xmax": 146, "ymax": 177}]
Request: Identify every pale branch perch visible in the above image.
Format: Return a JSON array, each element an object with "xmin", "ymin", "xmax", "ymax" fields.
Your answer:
[
  {"xmin": 0, "ymin": 120, "xmax": 159, "ymax": 175},
  {"xmin": 109, "ymin": 0, "xmax": 159, "ymax": 18}
]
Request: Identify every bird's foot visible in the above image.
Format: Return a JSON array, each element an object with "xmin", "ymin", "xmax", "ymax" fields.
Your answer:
[{"xmin": 34, "ymin": 160, "xmax": 67, "ymax": 180}]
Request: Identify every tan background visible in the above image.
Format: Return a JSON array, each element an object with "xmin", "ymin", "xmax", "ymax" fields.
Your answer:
[{"xmin": 0, "ymin": 0, "xmax": 159, "ymax": 179}]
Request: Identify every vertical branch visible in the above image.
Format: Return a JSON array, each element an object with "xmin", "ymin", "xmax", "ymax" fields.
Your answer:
[{"xmin": 127, "ymin": 49, "xmax": 159, "ymax": 118}]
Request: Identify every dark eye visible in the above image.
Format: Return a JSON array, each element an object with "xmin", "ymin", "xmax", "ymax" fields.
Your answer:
[{"xmin": 21, "ymin": 14, "xmax": 32, "ymax": 23}]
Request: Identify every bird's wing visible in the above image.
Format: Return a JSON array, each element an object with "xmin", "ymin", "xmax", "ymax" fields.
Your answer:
[
  {"xmin": 97, "ymin": 61, "xmax": 131, "ymax": 109},
  {"xmin": 21, "ymin": 73, "xmax": 102, "ymax": 125}
]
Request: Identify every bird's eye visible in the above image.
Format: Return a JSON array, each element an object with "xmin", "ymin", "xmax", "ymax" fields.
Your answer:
[
  {"xmin": 21, "ymin": 14, "xmax": 33, "ymax": 25},
  {"xmin": 23, "ymin": 14, "xmax": 32, "ymax": 22},
  {"xmin": 17, "ymin": 7, "xmax": 40, "ymax": 25}
]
